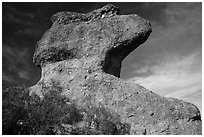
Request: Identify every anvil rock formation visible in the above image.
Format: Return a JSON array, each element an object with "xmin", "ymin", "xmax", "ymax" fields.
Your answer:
[{"xmin": 30, "ymin": 4, "xmax": 202, "ymax": 135}]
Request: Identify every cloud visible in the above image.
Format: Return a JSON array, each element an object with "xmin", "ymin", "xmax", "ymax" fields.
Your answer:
[
  {"xmin": 121, "ymin": 3, "xmax": 201, "ymax": 112},
  {"xmin": 2, "ymin": 44, "xmax": 29, "ymax": 71},
  {"xmin": 181, "ymin": 90, "xmax": 202, "ymax": 113},
  {"xmin": 16, "ymin": 28, "xmax": 41, "ymax": 36},
  {"xmin": 2, "ymin": 72, "xmax": 16, "ymax": 83},
  {"xmin": 3, "ymin": 3, "xmax": 35, "ymax": 26},
  {"xmin": 127, "ymin": 51, "xmax": 202, "ymax": 112},
  {"xmin": 122, "ymin": 2, "xmax": 201, "ymax": 82},
  {"xmin": 18, "ymin": 70, "xmax": 30, "ymax": 80},
  {"xmin": 127, "ymin": 51, "xmax": 201, "ymax": 94},
  {"xmin": 2, "ymin": 44, "xmax": 31, "ymax": 82}
]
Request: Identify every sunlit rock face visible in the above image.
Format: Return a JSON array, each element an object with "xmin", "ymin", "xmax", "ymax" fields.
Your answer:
[{"xmin": 30, "ymin": 4, "xmax": 201, "ymax": 135}]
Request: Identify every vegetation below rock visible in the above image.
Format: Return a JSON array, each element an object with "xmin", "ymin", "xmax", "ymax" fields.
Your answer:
[{"xmin": 2, "ymin": 84, "xmax": 130, "ymax": 135}]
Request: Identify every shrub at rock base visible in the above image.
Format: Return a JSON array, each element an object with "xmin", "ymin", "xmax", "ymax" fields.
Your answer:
[{"xmin": 2, "ymin": 84, "xmax": 130, "ymax": 135}]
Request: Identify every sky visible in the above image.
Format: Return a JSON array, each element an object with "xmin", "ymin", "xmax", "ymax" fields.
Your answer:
[{"xmin": 2, "ymin": 2, "xmax": 202, "ymax": 113}]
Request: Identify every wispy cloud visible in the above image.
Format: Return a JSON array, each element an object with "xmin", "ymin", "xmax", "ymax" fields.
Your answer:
[
  {"xmin": 18, "ymin": 70, "xmax": 30, "ymax": 80},
  {"xmin": 2, "ymin": 44, "xmax": 29, "ymax": 71},
  {"xmin": 2, "ymin": 44, "xmax": 31, "ymax": 81},
  {"xmin": 2, "ymin": 72, "xmax": 16, "ymax": 83},
  {"xmin": 128, "ymin": 51, "xmax": 201, "ymax": 94},
  {"xmin": 122, "ymin": 3, "xmax": 202, "ymax": 112},
  {"xmin": 3, "ymin": 4, "xmax": 35, "ymax": 26},
  {"xmin": 127, "ymin": 50, "xmax": 202, "ymax": 113},
  {"xmin": 16, "ymin": 28, "xmax": 41, "ymax": 36}
]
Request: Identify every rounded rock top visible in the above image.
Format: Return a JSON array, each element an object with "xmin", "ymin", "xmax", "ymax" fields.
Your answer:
[
  {"xmin": 33, "ymin": 4, "xmax": 151, "ymax": 72},
  {"xmin": 51, "ymin": 4, "xmax": 119, "ymax": 24}
]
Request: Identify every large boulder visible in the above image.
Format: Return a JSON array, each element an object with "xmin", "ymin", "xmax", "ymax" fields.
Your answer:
[{"xmin": 29, "ymin": 4, "xmax": 201, "ymax": 135}]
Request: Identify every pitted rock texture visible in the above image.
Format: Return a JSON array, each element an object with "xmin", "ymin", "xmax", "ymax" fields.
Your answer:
[
  {"xmin": 33, "ymin": 4, "xmax": 151, "ymax": 78},
  {"xmin": 30, "ymin": 4, "xmax": 202, "ymax": 135}
]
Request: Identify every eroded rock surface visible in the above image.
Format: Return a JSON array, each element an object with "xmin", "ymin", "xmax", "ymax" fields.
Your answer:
[{"xmin": 30, "ymin": 4, "xmax": 201, "ymax": 135}]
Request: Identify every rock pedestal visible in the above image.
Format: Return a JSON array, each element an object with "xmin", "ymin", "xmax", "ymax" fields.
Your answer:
[{"xmin": 30, "ymin": 4, "xmax": 202, "ymax": 135}]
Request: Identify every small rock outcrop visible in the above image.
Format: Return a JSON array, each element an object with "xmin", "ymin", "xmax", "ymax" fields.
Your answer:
[{"xmin": 29, "ymin": 4, "xmax": 201, "ymax": 135}]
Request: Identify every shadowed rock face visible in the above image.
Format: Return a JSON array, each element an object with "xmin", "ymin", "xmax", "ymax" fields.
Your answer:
[{"xmin": 30, "ymin": 4, "xmax": 201, "ymax": 135}]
